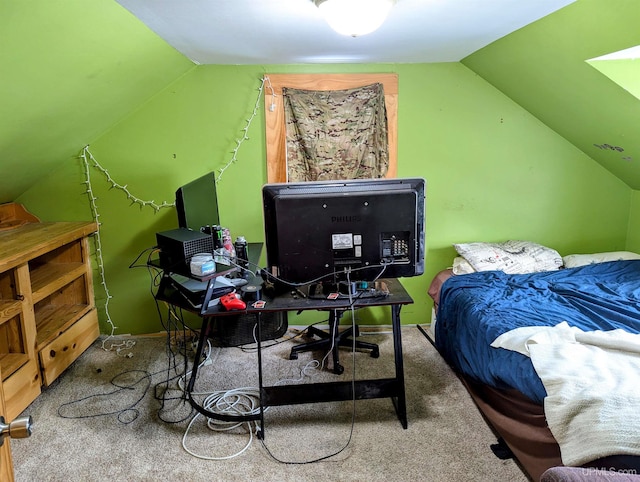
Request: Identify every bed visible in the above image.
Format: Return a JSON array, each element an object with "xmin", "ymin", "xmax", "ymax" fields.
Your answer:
[{"xmin": 428, "ymin": 241, "xmax": 640, "ymax": 481}]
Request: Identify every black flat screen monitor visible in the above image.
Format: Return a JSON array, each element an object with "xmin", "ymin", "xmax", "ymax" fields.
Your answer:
[
  {"xmin": 175, "ymin": 171, "xmax": 220, "ymax": 232},
  {"xmin": 262, "ymin": 177, "xmax": 426, "ymax": 286}
]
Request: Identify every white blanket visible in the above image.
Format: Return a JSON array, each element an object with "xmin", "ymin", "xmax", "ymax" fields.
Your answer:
[{"xmin": 491, "ymin": 322, "xmax": 640, "ymax": 466}]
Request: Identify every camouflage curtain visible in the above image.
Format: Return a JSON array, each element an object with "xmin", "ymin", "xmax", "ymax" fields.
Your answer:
[{"xmin": 283, "ymin": 83, "xmax": 389, "ymax": 182}]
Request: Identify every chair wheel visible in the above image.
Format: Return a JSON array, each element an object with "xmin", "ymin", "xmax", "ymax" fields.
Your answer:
[
  {"xmin": 370, "ymin": 348, "xmax": 380, "ymax": 358},
  {"xmin": 333, "ymin": 363, "xmax": 344, "ymax": 375},
  {"xmin": 289, "ymin": 351, "xmax": 298, "ymax": 360}
]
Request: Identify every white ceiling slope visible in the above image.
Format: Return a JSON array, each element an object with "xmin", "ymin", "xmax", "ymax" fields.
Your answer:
[{"xmin": 115, "ymin": 0, "xmax": 576, "ymax": 65}]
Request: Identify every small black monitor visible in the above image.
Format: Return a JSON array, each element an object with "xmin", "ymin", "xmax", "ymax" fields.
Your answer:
[
  {"xmin": 175, "ymin": 172, "xmax": 220, "ymax": 232},
  {"xmin": 262, "ymin": 177, "xmax": 426, "ymax": 286}
]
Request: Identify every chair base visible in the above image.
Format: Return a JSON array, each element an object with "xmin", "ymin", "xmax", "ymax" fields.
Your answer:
[{"xmin": 289, "ymin": 311, "xmax": 379, "ymax": 374}]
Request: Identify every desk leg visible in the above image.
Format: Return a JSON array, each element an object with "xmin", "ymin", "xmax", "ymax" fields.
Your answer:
[
  {"xmin": 187, "ymin": 317, "xmax": 213, "ymax": 394},
  {"xmin": 256, "ymin": 312, "xmax": 265, "ymax": 440},
  {"xmin": 391, "ymin": 304, "xmax": 408, "ymax": 429}
]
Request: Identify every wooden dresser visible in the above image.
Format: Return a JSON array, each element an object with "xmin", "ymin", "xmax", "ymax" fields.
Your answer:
[{"xmin": 0, "ymin": 221, "xmax": 100, "ymax": 419}]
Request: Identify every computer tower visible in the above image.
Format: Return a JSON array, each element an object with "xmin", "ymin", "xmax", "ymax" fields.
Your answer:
[
  {"xmin": 156, "ymin": 228, "xmax": 214, "ymax": 274},
  {"xmin": 212, "ymin": 312, "xmax": 288, "ymax": 347}
]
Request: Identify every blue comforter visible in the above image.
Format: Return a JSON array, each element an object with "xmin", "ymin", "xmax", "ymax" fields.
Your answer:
[{"xmin": 434, "ymin": 260, "xmax": 640, "ymax": 404}]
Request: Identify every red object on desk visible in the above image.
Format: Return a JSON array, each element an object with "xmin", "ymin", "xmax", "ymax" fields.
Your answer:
[{"xmin": 219, "ymin": 293, "xmax": 246, "ymax": 311}]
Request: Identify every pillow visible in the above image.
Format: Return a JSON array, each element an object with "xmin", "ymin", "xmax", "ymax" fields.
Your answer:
[
  {"xmin": 454, "ymin": 240, "xmax": 562, "ymax": 274},
  {"xmin": 452, "ymin": 256, "xmax": 476, "ymax": 275},
  {"xmin": 562, "ymin": 251, "xmax": 640, "ymax": 268}
]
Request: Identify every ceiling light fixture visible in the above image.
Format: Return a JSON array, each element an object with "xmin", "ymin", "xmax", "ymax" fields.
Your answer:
[{"xmin": 314, "ymin": 0, "xmax": 396, "ymax": 37}]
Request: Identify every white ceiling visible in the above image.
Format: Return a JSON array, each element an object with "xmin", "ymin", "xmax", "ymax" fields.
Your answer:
[{"xmin": 115, "ymin": 0, "xmax": 576, "ymax": 65}]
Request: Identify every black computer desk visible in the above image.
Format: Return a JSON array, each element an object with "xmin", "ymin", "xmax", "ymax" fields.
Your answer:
[
  {"xmin": 252, "ymin": 279, "xmax": 413, "ymax": 438},
  {"xmin": 152, "ymin": 245, "xmax": 413, "ymax": 438}
]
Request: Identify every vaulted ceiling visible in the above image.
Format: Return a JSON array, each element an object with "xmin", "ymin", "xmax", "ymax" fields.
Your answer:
[
  {"xmin": 2, "ymin": 0, "xmax": 640, "ymax": 204},
  {"xmin": 0, "ymin": 0, "xmax": 194, "ymax": 204},
  {"xmin": 114, "ymin": 0, "xmax": 574, "ymax": 64},
  {"xmin": 462, "ymin": 0, "xmax": 640, "ymax": 189}
]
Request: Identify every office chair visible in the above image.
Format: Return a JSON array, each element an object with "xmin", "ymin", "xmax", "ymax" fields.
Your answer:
[{"xmin": 289, "ymin": 308, "xmax": 379, "ymax": 374}]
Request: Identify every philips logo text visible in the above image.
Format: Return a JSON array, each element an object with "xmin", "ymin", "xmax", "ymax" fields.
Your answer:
[{"xmin": 331, "ymin": 215, "xmax": 362, "ymax": 223}]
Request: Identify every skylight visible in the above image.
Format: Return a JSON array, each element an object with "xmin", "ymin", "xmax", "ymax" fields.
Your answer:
[{"xmin": 587, "ymin": 45, "xmax": 640, "ymax": 100}]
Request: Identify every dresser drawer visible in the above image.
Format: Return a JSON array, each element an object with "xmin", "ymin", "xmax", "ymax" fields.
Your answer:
[
  {"xmin": 3, "ymin": 359, "xmax": 41, "ymax": 420},
  {"xmin": 39, "ymin": 308, "xmax": 99, "ymax": 386}
]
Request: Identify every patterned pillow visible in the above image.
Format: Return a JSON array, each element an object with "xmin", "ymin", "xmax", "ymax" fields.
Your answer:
[{"xmin": 454, "ymin": 240, "xmax": 563, "ymax": 274}]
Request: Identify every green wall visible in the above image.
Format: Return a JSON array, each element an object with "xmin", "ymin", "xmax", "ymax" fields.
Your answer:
[
  {"xmin": 18, "ymin": 62, "xmax": 632, "ymax": 335},
  {"xmin": 461, "ymin": 0, "xmax": 640, "ymax": 189},
  {"xmin": 628, "ymin": 191, "xmax": 640, "ymax": 253},
  {"xmin": 0, "ymin": 0, "xmax": 194, "ymax": 203},
  {"xmin": 5, "ymin": 0, "xmax": 639, "ymax": 337}
]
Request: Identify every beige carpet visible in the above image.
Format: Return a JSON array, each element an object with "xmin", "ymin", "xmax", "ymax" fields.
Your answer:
[{"xmin": 12, "ymin": 326, "xmax": 527, "ymax": 481}]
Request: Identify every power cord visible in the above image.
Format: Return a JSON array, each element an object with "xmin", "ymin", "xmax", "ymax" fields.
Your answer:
[
  {"xmin": 258, "ymin": 268, "xmax": 360, "ymax": 465},
  {"xmin": 119, "ymin": 249, "xmax": 376, "ymax": 461},
  {"xmin": 181, "ymin": 386, "xmax": 261, "ymax": 460}
]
